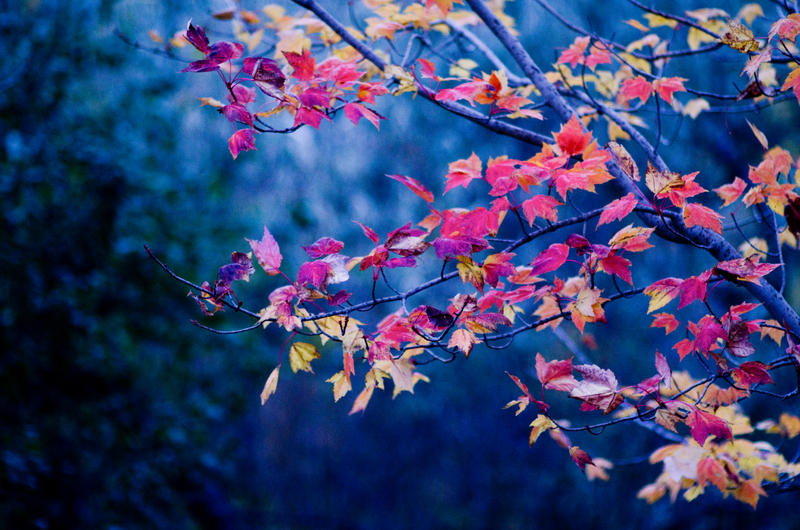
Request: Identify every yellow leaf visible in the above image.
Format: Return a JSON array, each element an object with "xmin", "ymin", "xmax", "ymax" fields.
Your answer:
[
  {"xmin": 625, "ymin": 19, "xmax": 649, "ymax": 32},
  {"xmin": 720, "ymin": 22, "xmax": 760, "ymax": 53},
  {"xmin": 736, "ymin": 3, "xmax": 763, "ymax": 25},
  {"xmin": 643, "ymin": 14, "xmax": 678, "ymax": 29},
  {"xmin": 449, "ymin": 58, "xmax": 478, "ymax": 78},
  {"xmin": 259, "ymin": 365, "xmax": 280, "ymax": 405},
  {"xmin": 607, "ymin": 120, "xmax": 630, "ymax": 141},
  {"xmin": 198, "ymin": 97, "xmax": 224, "ymax": 108},
  {"xmin": 289, "ymin": 342, "xmax": 320, "ymax": 374},
  {"xmin": 682, "ymin": 98, "xmax": 710, "ymax": 119},
  {"xmin": 746, "ymin": 119, "xmax": 769, "ymax": 150},
  {"xmin": 147, "ymin": 29, "xmax": 164, "ymax": 44},
  {"xmin": 760, "ymin": 319, "xmax": 784, "ymax": 345},
  {"xmin": 529, "ymin": 414, "xmax": 556, "ymax": 445},
  {"xmin": 779, "ymin": 413, "xmax": 800, "ymax": 438},
  {"xmin": 325, "ymin": 370, "xmax": 352, "ymax": 402},
  {"xmin": 683, "ymin": 484, "xmax": 704, "ymax": 502}
]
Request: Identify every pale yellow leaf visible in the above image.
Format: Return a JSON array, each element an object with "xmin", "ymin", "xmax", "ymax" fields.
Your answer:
[{"xmin": 260, "ymin": 365, "xmax": 280, "ymax": 405}]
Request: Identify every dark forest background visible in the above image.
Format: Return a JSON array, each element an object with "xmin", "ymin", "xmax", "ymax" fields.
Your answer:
[{"xmin": 1, "ymin": 0, "xmax": 799, "ymax": 528}]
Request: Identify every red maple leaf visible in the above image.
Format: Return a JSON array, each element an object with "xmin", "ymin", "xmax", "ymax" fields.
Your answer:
[
  {"xmin": 530, "ymin": 243, "xmax": 569, "ymax": 276},
  {"xmin": 687, "ymin": 409, "xmax": 732, "ymax": 445},
  {"xmin": 731, "ymin": 361, "xmax": 774, "ymax": 388},
  {"xmin": 652, "ymin": 77, "xmax": 687, "ymax": 103},
  {"xmin": 715, "ymin": 256, "xmax": 781, "ymax": 283},
  {"xmin": 344, "ymin": 102, "xmax": 383, "ymax": 129},
  {"xmin": 597, "ymin": 193, "xmax": 638, "ymax": 226},
  {"xmin": 522, "ymin": 195, "xmax": 562, "ymax": 224},
  {"xmin": 553, "ymin": 115, "xmax": 592, "ymax": 156},
  {"xmin": 620, "ymin": 76, "xmax": 652, "ymax": 104},
  {"xmin": 283, "ymin": 48, "xmax": 316, "ymax": 81}
]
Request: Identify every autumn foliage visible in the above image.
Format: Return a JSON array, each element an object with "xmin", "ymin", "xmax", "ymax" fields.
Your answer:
[{"xmin": 151, "ymin": 0, "xmax": 800, "ymax": 508}]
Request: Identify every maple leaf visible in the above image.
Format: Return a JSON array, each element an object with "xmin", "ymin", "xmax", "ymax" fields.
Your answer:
[
  {"xmin": 597, "ymin": 193, "xmax": 638, "ymax": 226},
  {"xmin": 644, "ymin": 162, "xmax": 682, "ymax": 197},
  {"xmin": 522, "ymin": 195, "xmax": 563, "ymax": 224},
  {"xmin": 606, "ymin": 142, "xmax": 640, "ymax": 181},
  {"xmin": 769, "ymin": 13, "xmax": 800, "ymax": 42},
  {"xmin": 644, "ymin": 277, "xmax": 682, "ymax": 313},
  {"xmin": 444, "ymin": 153, "xmax": 483, "ymax": 193},
  {"xmin": 447, "ymin": 328, "xmax": 480, "ymax": 358},
  {"xmin": 353, "ymin": 220, "xmax": 380, "ymax": 244},
  {"xmin": 295, "ymin": 106, "xmax": 332, "ymax": 129},
  {"xmin": 344, "ymin": 102, "xmax": 384, "ymax": 129},
  {"xmin": 184, "ymin": 21, "xmax": 211, "ymax": 53},
  {"xmin": 557, "ymin": 36, "xmax": 591, "ymax": 68},
  {"xmin": 733, "ymin": 479, "xmax": 766, "ymax": 509},
  {"xmin": 283, "ymin": 48, "xmax": 315, "ymax": 81},
  {"xmin": 608, "ymin": 225, "xmax": 654, "ymax": 252},
  {"xmin": 302, "ymin": 237, "xmax": 344, "ymax": 258},
  {"xmin": 243, "ymin": 56, "xmax": 286, "ymax": 94},
  {"xmin": 569, "ymin": 446, "xmax": 594, "ymax": 470},
  {"xmin": 218, "ymin": 251, "xmax": 255, "ymax": 285},
  {"xmin": 247, "ymin": 226, "xmax": 282, "ymax": 275},
  {"xmin": 696, "ymin": 457, "xmax": 727, "ymax": 491},
  {"xmin": 781, "ymin": 68, "xmax": 800, "ymax": 103},
  {"xmin": 325, "ymin": 370, "xmax": 352, "ymax": 402},
  {"xmin": 259, "ymin": 365, "xmax": 280, "ymax": 405},
  {"xmin": 651, "ymin": 313, "xmax": 679, "ymax": 335},
  {"xmin": 677, "ymin": 271, "xmax": 710, "ymax": 309},
  {"xmin": 387, "ymin": 174, "xmax": 434, "ymax": 203},
  {"xmin": 535, "ymin": 353, "xmax": 577, "ymax": 392},
  {"xmin": 655, "ymin": 351, "xmax": 672, "ymax": 388},
  {"xmin": 349, "ymin": 385, "xmax": 375, "ymax": 415},
  {"xmin": 529, "ymin": 414, "xmax": 556, "ymax": 445},
  {"xmin": 529, "ymin": 243, "xmax": 569, "ymax": 276},
  {"xmin": 652, "ymin": 77, "xmax": 687, "ymax": 103},
  {"xmin": 714, "ymin": 255, "xmax": 780, "ymax": 283},
  {"xmin": 222, "ymin": 103, "xmax": 253, "ymax": 127},
  {"xmin": 687, "ymin": 409, "xmax": 732, "ymax": 445},
  {"xmin": 620, "ymin": 76, "xmax": 652, "ymax": 104},
  {"xmin": 289, "ymin": 342, "xmax": 321, "ymax": 374},
  {"xmin": 721, "ymin": 21, "xmax": 759, "ymax": 52},
  {"xmin": 725, "ymin": 319, "xmax": 756, "ymax": 357},
  {"xmin": 598, "ymin": 253, "xmax": 633, "ymax": 285},
  {"xmin": 570, "ymin": 363, "xmax": 623, "ymax": 414},
  {"xmin": 482, "ymin": 252, "xmax": 516, "ymax": 288},
  {"xmin": 732, "ymin": 361, "xmax": 773, "ymax": 388},
  {"xmin": 553, "ymin": 115, "xmax": 592, "ymax": 156},
  {"xmin": 714, "ymin": 177, "xmax": 746, "ymax": 206},
  {"xmin": 297, "ymin": 260, "xmax": 331, "ymax": 289},
  {"xmin": 683, "ymin": 203, "xmax": 723, "ymax": 234},
  {"xmin": 228, "ymin": 129, "xmax": 256, "ymax": 159}
]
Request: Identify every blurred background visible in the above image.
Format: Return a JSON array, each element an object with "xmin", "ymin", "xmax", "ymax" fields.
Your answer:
[{"xmin": 1, "ymin": 0, "xmax": 799, "ymax": 528}]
